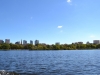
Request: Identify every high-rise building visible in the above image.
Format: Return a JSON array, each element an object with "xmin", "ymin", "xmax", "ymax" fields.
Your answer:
[
  {"xmin": 35, "ymin": 40, "xmax": 39, "ymax": 45},
  {"xmin": 5, "ymin": 39, "xmax": 10, "ymax": 44},
  {"xmin": 23, "ymin": 40, "xmax": 27, "ymax": 45},
  {"xmin": 30, "ymin": 40, "xmax": 33, "ymax": 44},
  {"xmin": 0, "ymin": 40, "xmax": 4, "ymax": 44},
  {"xmin": 21, "ymin": 39, "xmax": 22, "ymax": 45},
  {"xmin": 93, "ymin": 40, "xmax": 100, "ymax": 44}
]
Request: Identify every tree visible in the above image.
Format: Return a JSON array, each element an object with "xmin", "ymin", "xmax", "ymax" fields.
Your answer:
[
  {"xmin": 0, "ymin": 45, "xmax": 2, "ymax": 49},
  {"xmin": 2, "ymin": 44, "xmax": 10, "ymax": 49},
  {"xmin": 27, "ymin": 44, "xmax": 34, "ymax": 50}
]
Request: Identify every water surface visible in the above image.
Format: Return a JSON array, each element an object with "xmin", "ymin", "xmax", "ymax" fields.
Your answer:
[{"xmin": 0, "ymin": 50, "xmax": 100, "ymax": 75}]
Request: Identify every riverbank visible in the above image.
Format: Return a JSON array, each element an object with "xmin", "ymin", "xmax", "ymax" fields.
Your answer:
[{"xmin": 0, "ymin": 43, "xmax": 99, "ymax": 50}]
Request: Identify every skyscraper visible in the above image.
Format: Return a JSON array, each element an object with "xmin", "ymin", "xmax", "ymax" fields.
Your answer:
[
  {"xmin": 23, "ymin": 40, "xmax": 27, "ymax": 45},
  {"xmin": 35, "ymin": 40, "xmax": 39, "ymax": 46},
  {"xmin": 5, "ymin": 39, "xmax": 10, "ymax": 44},
  {"xmin": 93, "ymin": 40, "xmax": 100, "ymax": 44},
  {"xmin": 30, "ymin": 40, "xmax": 33, "ymax": 44},
  {"xmin": 21, "ymin": 39, "xmax": 22, "ymax": 45},
  {"xmin": 0, "ymin": 40, "xmax": 4, "ymax": 44}
]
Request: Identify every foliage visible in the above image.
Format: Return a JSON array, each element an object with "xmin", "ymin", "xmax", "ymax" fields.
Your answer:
[{"xmin": 0, "ymin": 43, "xmax": 100, "ymax": 50}]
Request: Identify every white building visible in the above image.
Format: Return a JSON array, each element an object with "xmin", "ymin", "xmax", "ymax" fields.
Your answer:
[
  {"xmin": 5, "ymin": 39, "xmax": 10, "ymax": 44},
  {"xmin": 93, "ymin": 40, "xmax": 100, "ymax": 44}
]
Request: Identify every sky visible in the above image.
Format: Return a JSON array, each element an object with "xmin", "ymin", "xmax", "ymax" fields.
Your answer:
[{"xmin": 0, "ymin": 0, "xmax": 100, "ymax": 44}]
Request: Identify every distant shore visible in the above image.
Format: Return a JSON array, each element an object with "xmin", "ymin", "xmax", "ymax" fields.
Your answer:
[{"xmin": 0, "ymin": 43, "xmax": 99, "ymax": 50}]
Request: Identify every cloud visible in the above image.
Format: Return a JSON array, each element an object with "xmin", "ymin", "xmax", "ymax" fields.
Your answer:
[
  {"xmin": 67, "ymin": 0, "xmax": 71, "ymax": 3},
  {"xmin": 57, "ymin": 26, "xmax": 62, "ymax": 28}
]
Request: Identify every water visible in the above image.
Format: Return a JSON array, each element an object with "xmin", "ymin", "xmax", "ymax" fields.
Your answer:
[{"xmin": 0, "ymin": 50, "xmax": 100, "ymax": 75}]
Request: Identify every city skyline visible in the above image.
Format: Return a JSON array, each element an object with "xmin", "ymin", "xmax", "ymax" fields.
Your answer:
[
  {"xmin": 0, "ymin": 39, "xmax": 100, "ymax": 45},
  {"xmin": 0, "ymin": 0, "xmax": 100, "ymax": 44}
]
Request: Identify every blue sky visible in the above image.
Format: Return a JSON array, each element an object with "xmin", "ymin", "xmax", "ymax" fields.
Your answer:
[{"xmin": 0, "ymin": 0, "xmax": 100, "ymax": 44}]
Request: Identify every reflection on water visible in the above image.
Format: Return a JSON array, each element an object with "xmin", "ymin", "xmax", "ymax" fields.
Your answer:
[{"xmin": 0, "ymin": 50, "xmax": 100, "ymax": 75}]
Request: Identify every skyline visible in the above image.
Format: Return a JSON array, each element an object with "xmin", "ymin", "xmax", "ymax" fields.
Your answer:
[
  {"xmin": 0, "ymin": 0, "xmax": 100, "ymax": 44},
  {"xmin": 0, "ymin": 38, "xmax": 100, "ymax": 44}
]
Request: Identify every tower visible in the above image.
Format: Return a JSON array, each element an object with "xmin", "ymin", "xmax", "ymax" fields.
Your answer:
[{"xmin": 21, "ymin": 39, "xmax": 22, "ymax": 45}]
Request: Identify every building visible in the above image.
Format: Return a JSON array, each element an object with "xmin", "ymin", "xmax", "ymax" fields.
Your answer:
[
  {"xmin": 35, "ymin": 40, "xmax": 39, "ymax": 45},
  {"xmin": 78, "ymin": 42, "xmax": 83, "ymax": 44},
  {"xmin": 15, "ymin": 41, "xmax": 20, "ymax": 44},
  {"xmin": 23, "ymin": 40, "xmax": 27, "ymax": 45},
  {"xmin": 55, "ymin": 42, "xmax": 60, "ymax": 45},
  {"xmin": 86, "ymin": 41, "xmax": 90, "ymax": 44},
  {"xmin": 5, "ymin": 39, "xmax": 10, "ymax": 44},
  {"xmin": 0, "ymin": 40, "xmax": 4, "ymax": 44},
  {"xmin": 74, "ymin": 42, "xmax": 78, "ymax": 44},
  {"xmin": 93, "ymin": 40, "xmax": 100, "ymax": 44},
  {"xmin": 30, "ymin": 40, "xmax": 33, "ymax": 44},
  {"xmin": 21, "ymin": 39, "xmax": 22, "ymax": 45}
]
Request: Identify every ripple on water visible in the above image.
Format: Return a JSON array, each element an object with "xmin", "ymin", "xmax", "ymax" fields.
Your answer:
[{"xmin": 0, "ymin": 50, "xmax": 100, "ymax": 75}]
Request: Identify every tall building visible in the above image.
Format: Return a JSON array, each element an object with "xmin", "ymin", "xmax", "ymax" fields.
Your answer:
[
  {"xmin": 30, "ymin": 40, "xmax": 33, "ymax": 44},
  {"xmin": 0, "ymin": 40, "xmax": 4, "ymax": 44},
  {"xmin": 93, "ymin": 40, "xmax": 100, "ymax": 44},
  {"xmin": 23, "ymin": 40, "xmax": 27, "ymax": 45},
  {"xmin": 21, "ymin": 39, "xmax": 22, "ymax": 45},
  {"xmin": 35, "ymin": 40, "xmax": 39, "ymax": 45},
  {"xmin": 5, "ymin": 39, "xmax": 10, "ymax": 44}
]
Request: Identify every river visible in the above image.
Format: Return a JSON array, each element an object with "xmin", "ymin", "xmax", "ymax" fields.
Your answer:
[{"xmin": 0, "ymin": 50, "xmax": 100, "ymax": 75}]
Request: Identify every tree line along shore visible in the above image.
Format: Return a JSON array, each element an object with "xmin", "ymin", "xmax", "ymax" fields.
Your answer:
[{"xmin": 0, "ymin": 43, "xmax": 100, "ymax": 50}]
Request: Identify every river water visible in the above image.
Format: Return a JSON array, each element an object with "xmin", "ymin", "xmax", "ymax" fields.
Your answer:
[{"xmin": 0, "ymin": 50, "xmax": 100, "ymax": 75}]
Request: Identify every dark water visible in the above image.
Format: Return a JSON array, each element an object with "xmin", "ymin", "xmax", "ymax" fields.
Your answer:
[{"xmin": 0, "ymin": 50, "xmax": 100, "ymax": 75}]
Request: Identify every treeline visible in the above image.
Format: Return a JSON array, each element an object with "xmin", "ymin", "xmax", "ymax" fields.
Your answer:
[{"xmin": 0, "ymin": 43, "xmax": 100, "ymax": 50}]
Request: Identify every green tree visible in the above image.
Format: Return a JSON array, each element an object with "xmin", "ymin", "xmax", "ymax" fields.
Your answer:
[
  {"xmin": 27, "ymin": 44, "xmax": 34, "ymax": 50},
  {"xmin": 2, "ymin": 44, "xmax": 10, "ymax": 49}
]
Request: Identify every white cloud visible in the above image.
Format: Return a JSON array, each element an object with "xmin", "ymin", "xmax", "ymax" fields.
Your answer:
[
  {"xmin": 67, "ymin": 0, "xmax": 71, "ymax": 3},
  {"xmin": 57, "ymin": 26, "xmax": 62, "ymax": 28}
]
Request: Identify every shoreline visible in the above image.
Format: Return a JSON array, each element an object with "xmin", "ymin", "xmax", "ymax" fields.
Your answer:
[{"xmin": 0, "ymin": 49, "xmax": 99, "ymax": 51}]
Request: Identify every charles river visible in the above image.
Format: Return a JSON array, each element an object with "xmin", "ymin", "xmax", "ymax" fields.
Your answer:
[{"xmin": 0, "ymin": 50, "xmax": 100, "ymax": 75}]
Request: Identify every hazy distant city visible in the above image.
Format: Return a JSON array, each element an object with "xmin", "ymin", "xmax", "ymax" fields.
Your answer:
[
  {"xmin": 0, "ymin": 39, "xmax": 100, "ymax": 45},
  {"xmin": 0, "ymin": 39, "xmax": 39, "ymax": 45}
]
